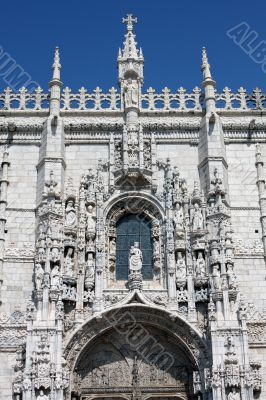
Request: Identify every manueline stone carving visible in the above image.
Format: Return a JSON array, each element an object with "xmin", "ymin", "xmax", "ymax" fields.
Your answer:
[{"xmin": 129, "ymin": 242, "xmax": 142, "ymax": 273}]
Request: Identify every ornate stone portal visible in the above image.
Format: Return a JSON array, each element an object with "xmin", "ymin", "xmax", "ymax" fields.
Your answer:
[{"xmin": 0, "ymin": 13, "xmax": 265, "ymax": 400}]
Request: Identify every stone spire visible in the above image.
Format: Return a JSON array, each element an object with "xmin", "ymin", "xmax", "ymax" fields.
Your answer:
[
  {"xmin": 120, "ymin": 14, "xmax": 141, "ymax": 60},
  {"xmin": 49, "ymin": 46, "xmax": 62, "ymax": 116},
  {"xmin": 201, "ymin": 47, "xmax": 216, "ymax": 114},
  {"xmin": 198, "ymin": 46, "xmax": 228, "ymax": 198},
  {"xmin": 118, "ymin": 14, "xmax": 144, "ymax": 86},
  {"xmin": 201, "ymin": 47, "xmax": 212, "ymax": 80}
]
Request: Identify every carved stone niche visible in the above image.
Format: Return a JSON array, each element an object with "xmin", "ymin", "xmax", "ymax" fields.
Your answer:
[
  {"xmin": 193, "ymin": 250, "xmax": 208, "ymax": 288},
  {"xmin": 105, "ymin": 194, "xmax": 164, "ymax": 287}
]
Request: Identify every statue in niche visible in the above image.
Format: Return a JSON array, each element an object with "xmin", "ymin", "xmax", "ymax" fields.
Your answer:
[
  {"xmin": 227, "ymin": 263, "xmax": 237, "ymax": 290},
  {"xmin": 173, "ymin": 203, "xmax": 184, "ymax": 230},
  {"xmin": 50, "ymin": 246, "xmax": 60, "ymax": 263},
  {"xmin": 65, "ymin": 199, "xmax": 76, "ymax": 229},
  {"xmin": 172, "ymin": 166, "xmax": 180, "ymax": 190},
  {"xmin": 87, "ymin": 168, "xmax": 95, "ymax": 193},
  {"xmin": 153, "ymin": 259, "xmax": 161, "ymax": 281},
  {"xmin": 35, "ymin": 263, "xmax": 44, "ymax": 290},
  {"xmin": 85, "ymin": 253, "xmax": 95, "ymax": 289},
  {"xmin": 109, "ymin": 237, "xmax": 116, "ymax": 256},
  {"xmin": 153, "ymin": 239, "xmax": 160, "ymax": 255},
  {"xmin": 176, "ymin": 252, "xmax": 186, "ymax": 281},
  {"xmin": 36, "ymin": 390, "xmax": 49, "ymax": 400},
  {"xmin": 64, "ymin": 248, "xmax": 74, "ymax": 277},
  {"xmin": 86, "ymin": 205, "xmax": 96, "ymax": 243},
  {"xmin": 195, "ymin": 251, "xmax": 206, "ymax": 277},
  {"xmin": 212, "ymin": 265, "xmax": 221, "ymax": 291},
  {"xmin": 51, "ymin": 265, "xmax": 61, "ymax": 290},
  {"xmin": 227, "ymin": 388, "xmax": 240, "ymax": 400},
  {"xmin": 191, "ymin": 202, "xmax": 203, "ymax": 230},
  {"xmin": 129, "ymin": 242, "xmax": 143, "ymax": 274},
  {"xmin": 124, "ymin": 78, "xmax": 139, "ymax": 108}
]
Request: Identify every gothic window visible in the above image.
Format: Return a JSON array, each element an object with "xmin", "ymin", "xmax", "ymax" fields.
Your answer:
[{"xmin": 116, "ymin": 214, "xmax": 153, "ymax": 280}]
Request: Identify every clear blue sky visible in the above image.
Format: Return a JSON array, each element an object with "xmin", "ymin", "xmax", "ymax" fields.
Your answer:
[{"xmin": 0, "ymin": 0, "xmax": 266, "ymax": 93}]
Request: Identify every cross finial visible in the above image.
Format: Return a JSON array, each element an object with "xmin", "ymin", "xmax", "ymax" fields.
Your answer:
[{"xmin": 122, "ymin": 14, "xmax": 137, "ymax": 31}]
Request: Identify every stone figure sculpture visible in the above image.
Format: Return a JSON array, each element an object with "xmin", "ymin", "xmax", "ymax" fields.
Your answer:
[
  {"xmin": 51, "ymin": 265, "xmax": 60, "ymax": 290},
  {"xmin": 35, "ymin": 263, "xmax": 44, "ymax": 290},
  {"xmin": 195, "ymin": 252, "xmax": 206, "ymax": 277},
  {"xmin": 174, "ymin": 203, "xmax": 184, "ymax": 230},
  {"xmin": 129, "ymin": 242, "xmax": 142, "ymax": 273},
  {"xmin": 212, "ymin": 265, "xmax": 221, "ymax": 290},
  {"xmin": 64, "ymin": 248, "xmax": 74, "ymax": 277},
  {"xmin": 192, "ymin": 203, "xmax": 203, "ymax": 230},
  {"xmin": 124, "ymin": 79, "xmax": 139, "ymax": 107},
  {"xmin": 65, "ymin": 200, "xmax": 76, "ymax": 228},
  {"xmin": 85, "ymin": 253, "xmax": 95, "ymax": 290},
  {"xmin": 176, "ymin": 252, "xmax": 186, "ymax": 281},
  {"xmin": 227, "ymin": 388, "xmax": 240, "ymax": 400}
]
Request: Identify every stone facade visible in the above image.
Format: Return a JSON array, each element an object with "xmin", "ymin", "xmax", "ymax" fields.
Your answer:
[{"xmin": 0, "ymin": 14, "xmax": 266, "ymax": 400}]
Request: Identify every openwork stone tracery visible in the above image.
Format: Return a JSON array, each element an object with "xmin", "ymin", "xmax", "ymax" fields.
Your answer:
[{"xmin": 0, "ymin": 13, "xmax": 263, "ymax": 400}]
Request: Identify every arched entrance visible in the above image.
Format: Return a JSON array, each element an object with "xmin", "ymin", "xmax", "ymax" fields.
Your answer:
[{"xmin": 65, "ymin": 305, "xmax": 208, "ymax": 400}]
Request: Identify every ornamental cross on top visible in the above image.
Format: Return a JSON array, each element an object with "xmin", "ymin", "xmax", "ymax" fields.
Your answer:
[{"xmin": 122, "ymin": 14, "xmax": 137, "ymax": 31}]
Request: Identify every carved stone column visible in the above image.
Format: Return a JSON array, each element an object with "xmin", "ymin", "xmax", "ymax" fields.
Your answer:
[{"xmin": 0, "ymin": 148, "xmax": 9, "ymax": 304}]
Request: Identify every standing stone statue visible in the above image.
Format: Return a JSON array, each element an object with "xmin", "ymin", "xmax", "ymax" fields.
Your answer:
[
  {"xmin": 85, "ymin": 253, "xmax": 95, "ymax": 290},
  {"xmin": 36, "ymin": 390, "xmax": 49, "ymax": 400},
  {"xmin": 124, "ymin": 79, "xmax": 139, "ymax": 108},
  {"xmin": 195, "ymin": 251, "xmax": 206, "ymax": 277},
  {"xmin": 35, "ymin": 263, "xmax": 44, "ymax": 290},
  {"xmin": 64, "ymin": 248, "xmax": 74, "ymax": 277},
  {"xmin": 227, "ymin": 388, "xmax": 240, "ymax": 400},
  {"xmin": 51, "ymin": 265, "xmax": 60, "ymax": 290},
  {"xmin": 109, "ymin": 237, "xmax": 116, "ymax": 256},
  {"xmin": 86, "ymin": 205, "xmax": 96, "ymax": 236},
  {"xmin": 129, "ymin": 242, "xmax": 142, "ymax": 274},
  {"xmin": 65, "ymin": 199, "xmax": 76, "ymax": 228},
  {"xmin": 191, "ymin": 202, "xmax": 203, "ymax": 230},
  {"xmin": 212, "ymin": 265, "xmax": 221, "ymax": 290},
  {"xmin": 227, "ymin": 263, "xmax": 237, "ymax": 290},
  {"xmin": 176, "ymin": 252, "xmax": 186, "ymax": 281},
  {"xmin": 173, "ymin": 203, "xmax": 184, "ymax": 230}
]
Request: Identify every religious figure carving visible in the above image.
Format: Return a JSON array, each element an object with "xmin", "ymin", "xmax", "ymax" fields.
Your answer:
[
  {"xmin": 124, "ymin": 79, "xmax": 139, "ymax": 108},
  {"xmin": 227, "ymin": 263, "xmax": 237, "ymax": 290},
  {"xmin": 176, "ymin": 252, "xmax": 186, "ymax": 281},
  {"xmin": 35, "ymin": 263, "xmax": 44, "ymax": 290},
  {"xmin": 212, "ymin": 265, "xmax": 221, "ymax": 290},
  {"xmin": 51, "ymin": 265, "xmax": 60, "ymax": 290},
  {"xmin": 36, "ymin": 390, "xmax": 49, "ymax": 400},
  {"xmin": 50, "ymin": 246, "xmax": 60, "ymax": 263},
  {"xmin": 86, "ymin": 205, "xmax": 96, "ymax": 239},
  {"xmin": 64, "ymin": 248, "xmax": 74, "ymax": 277},
  {"xmin": 173, "ymin": 203, "xmax": 184, "ymax": 230},
  {"xmin": 227, "ymin": 388, "xmax": 240, "ymax": 400},
  {"xmin": 195, "ymin": 251, "xmax": 206, "ymax": 277},
  {"xmin": 109, "ymin": 237, "xmax": 116, "ymax": 256},
  {"xmin": 85, "ymin": 253, "xmax": 95, "ymax": 290},
  {"xmin": 65, "ymin": 199, "xmax": 76, "ymax": 229},
  {"xmin": 191, "ymin": 202, "xmax": 203, "ymax": 230},
  {"xmin": 153, "ymin": 239, "xmax": 160, "ymax": 255},
  {"xmin": 129, "ymin": 242, "xmax": 143, "ymax": 273},
  {"xmin": 86, "ymin": 168, "xmax": 95, "ymax": 193}
]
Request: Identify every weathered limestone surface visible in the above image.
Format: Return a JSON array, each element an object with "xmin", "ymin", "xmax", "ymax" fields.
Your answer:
[{"xmin": 0, "ymin": 14, "xmax": 266, "ymax": 400}]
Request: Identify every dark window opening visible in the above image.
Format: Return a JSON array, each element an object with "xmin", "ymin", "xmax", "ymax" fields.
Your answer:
[{"xmin": 116, "ymin": 214, "xmax": 153, "ymax": 280}]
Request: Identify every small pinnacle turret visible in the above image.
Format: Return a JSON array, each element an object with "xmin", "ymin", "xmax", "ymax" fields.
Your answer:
[
  {"xmin": 201, "ymin": 47, "xmax": 212, "ymax": 81},
  {"xmin": 49, "ymin": 46, "xmax": 62, "ymax": 116},
  {"xmin": 201, "ymin": 47, "xmax": 216, "ymax": 114}
]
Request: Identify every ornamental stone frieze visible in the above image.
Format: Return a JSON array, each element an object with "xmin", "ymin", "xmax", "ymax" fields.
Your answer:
[{"xmin": 0, "ymin": 12, "xmax": 265, "ymax": 400}]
